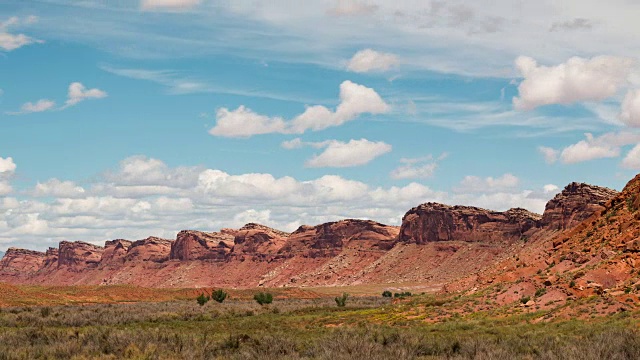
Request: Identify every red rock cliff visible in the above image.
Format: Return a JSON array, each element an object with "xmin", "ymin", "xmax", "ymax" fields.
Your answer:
[
  {"xmin": 540, "ymin": 182, "xmax": 618, "ymax": 230},
  {"xmin": 397, "ymin": 203, "xmax": 541, "ymax": 244}
]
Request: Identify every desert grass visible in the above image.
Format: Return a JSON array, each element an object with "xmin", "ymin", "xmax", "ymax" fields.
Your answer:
[{"xmin": 0, "ymin": 294, "xmax": 638, "ymax": 359}]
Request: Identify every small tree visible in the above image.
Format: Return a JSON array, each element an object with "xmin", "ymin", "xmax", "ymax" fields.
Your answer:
[
  {"xmin": 196, "ymin": 293, "xmax": 210, "ymax": 306},
  {"xmin": 211, "ymin": 289, "xmax": 228, "ymax": 303},
  {"xmin": 382, "ymin": 290, "xmax": 392, "ymax": 298},
  {"xmin": 335, "ymin": 293, "xmax": 349, "ymax": 307},
  {"xmin": 254, "ymin": 292, "xmax": 273, "ymax": 305}
]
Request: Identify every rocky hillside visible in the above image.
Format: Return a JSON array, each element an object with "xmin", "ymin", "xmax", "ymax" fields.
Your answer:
[
  {"xmin": 0, "ymin": 182, "xmax": 618, "ymax": 289},
  {"xmin": 441, "ymin": 180, "xmax": 640, "ymax": 316}
]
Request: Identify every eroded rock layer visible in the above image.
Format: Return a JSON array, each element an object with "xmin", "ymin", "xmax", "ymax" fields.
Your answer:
[{"xmin": 0, "ymin": 181, "xmax": 619, "ymax": 288}]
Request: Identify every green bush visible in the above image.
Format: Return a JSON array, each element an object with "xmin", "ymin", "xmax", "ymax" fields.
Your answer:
[
  {"xmin": 254, "ymin": 292, "xmax": 273, "ymax": 305},
  {"xmin": 335, "ymin": 293, "xmax": 349, "ymax": 307},
  {"xmin": 382, "ymin": 291, "xmax": 392, "ymax": 298},
  {"xmin": 211, "ymin": 289, "xmax": 228, "ymax": 303},
  {"xmin": 393, "ymin": 291, "xmax": 412, "ymax": 298},
  {"xmin": 569, "ymin": 280, "xmax": 576, "ymax": 288},
  {"xmin": 196, "ymin": 293, "xmax": 210, "ymax": 306},
  {"xmin": 520, "ymin": 296, "xmax": 531, "ymax": 304},
  {"xmin": 535, "ymin": 288, "xmax": 547, "ymax": 297}
]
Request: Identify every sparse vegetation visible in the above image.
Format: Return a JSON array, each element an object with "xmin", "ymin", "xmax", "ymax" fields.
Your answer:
[
  {"xmin": 196, "ymin": 293, "xmax": 209, "ymax": 306},
  {"xmin": 394, "ymin": 291, "xmax": 413, "ymax": 298},
  {"xmin": 335, "ymin": 292, "xmax": 349, "ymax": 307},
  {"xmin": 211, "ymin": 289, "xmax": 228, "ymax": 303},
  {"xmin": 535, "ymin": 288, "xmax": 547, "ymax": 297},
  {"xmin": 0, "ymin": 297, "xmax": 637, "ymax": 359},
  {"xmin": 254, "ymin": 292, "xmax": 273, "ymax": 305},
  {"xmin": 382, "ymin": 290, "xmax": 392, "ymax": 298}
]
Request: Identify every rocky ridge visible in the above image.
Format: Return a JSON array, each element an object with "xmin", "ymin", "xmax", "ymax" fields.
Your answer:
[{"xmin": 0, "ymin": 182, "xmax": 618, "ymax": 289}]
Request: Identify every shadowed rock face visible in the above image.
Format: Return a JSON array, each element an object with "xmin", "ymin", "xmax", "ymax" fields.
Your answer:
[
  {"xmin": 58, "ymin": 242, "xmax": 104, "ymax": 269},
  {"xmin": 282, "ymin": 219, "xmax": 400, "ymax": 256},
  {"xmin": 397, "ymin": 203, "xmax": 542, "ymax": 244},
  {"xmin": 101, "ymin": 240, "xmax": 132, "ymax": 265},
  {"xmin": 232, "ymin": 223, "xmax": 289, "ymax": 256},
  {"xmin": 540, "ymin": 183, "xmax": 618, "ymax": 230},
  {"xmin": 169, "ymin": 230, "xmax": 234, "ymax": 261},
  {"xmin": 125, "ymin": 237, "xmax": 172, "ymax": 262},
  {"xmin": 0, "ymin": 248, "xmax": 46, "ymax": 274}
]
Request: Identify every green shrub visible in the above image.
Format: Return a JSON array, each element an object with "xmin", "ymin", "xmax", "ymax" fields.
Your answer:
[
  {"xmin": 535, "ymin": 288, "xmax": 547, "ymax": 297},
  {"xmin": 382, "ymin": 291, "xmax": 392, "ymax": 298},
  {"xmin": 211, "ymin": 289, "xmax": 228, "ymax": 303},
  {"xmin": 254, "ymin": 292, "xmax": 273, "ymax": 305},
  {"xmin": 393, "ymin": 291, "xmax": 412, "ymax": 298},
  {"xmin": 335, "ymin": 293, "xmax": 349, "ymax": 307},
  {"xmin": 520, "ymin": 296, "xmax": 531, "ymax": 304},
  {"xmin": 196, "ymin": 293, "xmax": 210, "ymax": 306},
  {"xmin": 569, "ymin": 280, "xmax": 576, "ymax": 288}
]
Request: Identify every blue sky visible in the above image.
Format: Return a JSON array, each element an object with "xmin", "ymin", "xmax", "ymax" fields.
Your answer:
[{"xmin": 1, "ymin": 0, "xmax": 640, "ymax": 250}]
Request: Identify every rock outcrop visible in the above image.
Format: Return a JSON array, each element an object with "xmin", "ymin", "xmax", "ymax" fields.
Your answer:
[
  {"xmin": 397, "ymin": 203, "xmax": 541, "ymax": 244},
  {"xmin": 101, "ymin": 240, "xmax": 132, "ymax": 266},
  {"xmin": 125, "ymin": 237, "xmax": 172, "ymax": 262},
  {"xmin": 58, "ymin": 241, "xmax": 104, "ymax": 269},
  {"xmin": 540, "ymin": 182, "xmax": 617, "ymax": 230},
  {"xmin": 0, "ymin": 248, "xmax": 46, "ymax": 274},
  {"xmin": 282, "ymin": 219, "xmax": 400, "ymax": 256},
  {"xmin": 0, "ymin": 179, "xmax": 625, "ymax": 289},
  {"xmin": 232, "ymin": 223, "xmax": 289, "ymax": 257},
  {"xmin": 169, "ymin": 230, "xmax": 234, "ymax": 261}
]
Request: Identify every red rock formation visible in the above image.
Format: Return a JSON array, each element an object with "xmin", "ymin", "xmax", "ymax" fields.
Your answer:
[
  {"xmin": 232, "ymin": 223, "xmax": 289, "ymax": 257},
  {"xmin": 0, "ymin": 248, "xmax": 45, "ymax": 274},
  {"xmin": 58, "ymin": 241, "xmax": 104, "ymax": 269},
  {"xmin": 43, "ymin": 247, "xmax": 59, "ymax": 268},
  {"xmin": 169, "ymin": 230, "xmax": 234, "ymax": 261},
  {"xmin": 397, "ymin": 203, "xmax": 541, "ymax": 244},
  {"xmin": 101, "ymin": 240, "xmax": 132, "ymax": 265},
  {"xmin": 282, "ymin": 219, "xmax": 399, "ymax": 257},
  {"xmin": 540, "ymin": 182, "xmax": 617, "ymax": 230},
  {"xmin": 0, "ymin": 180, "xmax": 624, "ymax": 289},
  {"xmin": 124, "ymin": 237, "xmax": 171, "ymax": 262}
]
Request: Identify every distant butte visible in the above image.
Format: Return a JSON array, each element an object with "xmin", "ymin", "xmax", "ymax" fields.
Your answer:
[{"xmin": 0, "ymin": 181, "xmax": 619, "ymax": 290}]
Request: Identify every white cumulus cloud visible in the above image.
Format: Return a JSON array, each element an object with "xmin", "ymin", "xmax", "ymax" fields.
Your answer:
[
  {"xmin": 64, "ymin": 82, "xmax": 108, "ymax": 108},
  {"xmin": 620, "ymin": 89, "xmax": 640, "ymax": 127},
  {"xmin": 305, "ymin": 139, "xmax": 392, "ymax": 168},
  {"xmin": 347, "ymin": 49, "xmax": 399, "ymax": 73},
  {"xmin": 8, "ymin": 99, "xmax": 56, "ymax": 115},
  {"xmin": 209, "ymin": 80, "xmax": 389, "ymax": 137},
  {"xmin": 0, "ymin": 16, "xmax": 43, "ymax": 51},
  {"xmin": 621, "ymin": 144, "xmax": 640, "ymax": 169},
  {"xmin": 513, "ymin": 55, "xmax": 634, "ymax": 110},
  {"xmin": 538, "ymin": 146, "xmax": 559, "ymax": 164},
  {"xmin": 282, "ymin": 138, "xmax": 392, "ymax": 168}
]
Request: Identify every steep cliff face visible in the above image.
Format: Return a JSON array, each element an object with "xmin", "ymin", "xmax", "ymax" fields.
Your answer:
[
  {"xmin": 0, "ymin": 248, "xmax": 46, "ymax": 274},
  {"xmin": 58, "ymin": 241, "xmax": 104, "ymax": 269},
  {"xmin": 169, "ymin": 230, "xmax": 234, "ymax": 261},
  {"xmin": 101, "ymin": 240, "xmax": 132, "ymax": 266},
  {"xmin": 397, "ymin": 203, "xmax": 541, "ymax": 244},
  {"xmin": 540, "ymin": 182, "xmax": 618, "ymax": 230},
  {"xmin": 125, "ymin": 237, "xmax": 172, "ymax": 263},
  {"xmin": 232, "ymin": 223, "xmax": 289, "ymax": 256},
  {"xmin": 282, "ymin": 219, "xmax": 400, "ymax": 256}
]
